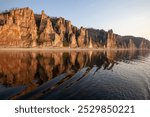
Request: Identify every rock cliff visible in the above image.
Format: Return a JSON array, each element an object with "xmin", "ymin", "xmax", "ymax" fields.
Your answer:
[
  {"xmin": 0, "ymin": 7, "xmax": 150, "ymax": 49},
  {"xmin": 116, "ymin": 36, "xmax": 150, "ymax": 49},
  {"xmin": 0, "ymin": 7, "xmax": 37, "ymax": 47},
  {"xmin": 38, "ymin": 11, "xmax": 54, "ymax": 47},
  {"xmin": 107, "ymin": 29, "xmax": 116, "ymax": 49}
]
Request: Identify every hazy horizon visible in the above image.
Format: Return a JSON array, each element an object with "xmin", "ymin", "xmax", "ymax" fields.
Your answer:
[{"xmin": 0, "ymin": 0, "xmax": 150, "ymax": 40}]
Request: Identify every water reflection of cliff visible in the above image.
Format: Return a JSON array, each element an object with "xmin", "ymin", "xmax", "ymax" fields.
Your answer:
[{"xmin": 0, "ymin": 50, "xmax": 149, "ymax": 99}]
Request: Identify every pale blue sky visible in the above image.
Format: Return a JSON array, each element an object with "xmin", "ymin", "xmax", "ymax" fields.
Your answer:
[{"xmin": 0, "ymin": 0, "xmax": 150, "ymax": 40}]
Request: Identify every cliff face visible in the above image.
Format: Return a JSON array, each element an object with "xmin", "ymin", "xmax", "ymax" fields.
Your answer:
[
  {"xmin": 0, "ymin": 7, "xmax": 150, "ymax": 49},
  {"xmin": 87, "ymin": 29, "xmax": 107, "ymax": 48},
  {"xmin": 38, "ymin": 11, "xmax": 52, "ymax": 46},
  {"xmin": 0, "ymin": 7, "xmax": 37, "ymax": 47},
  {"xmin": 35, "ymin": 11, "xmax": 78, "ymax": 48},
  {"xmin": 77, "ymin": 27, "xmax": 87, "ymax": 47},
  {"xmin": 107, "ymin": 29, "xmax": 116, "ymax": 49},
  {"xmin": 116, "ymin": 36, "xmax": 150, "ymax": 49}
]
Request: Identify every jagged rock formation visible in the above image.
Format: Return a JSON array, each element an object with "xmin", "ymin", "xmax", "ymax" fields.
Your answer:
[
  {"xmin": 128, "ymin": 39, "xmax": 136, "ymax": 49},
  {"xmin": 0, "ymin": 7, "xmax": 37, "ymax": 47},
  {"xmin": 87, "ymin": 28, "xmax": 107, "ymax": 48},
  {"xmin": 77, "ymin": 27, "xmax": 86, "ymax": 47},
  {"xmin": 88, "ymin": 37, "xmax": 93, "ymax": 48},
  {"xmin": 116, "ymin": 36, "xmax": 150, "ymax": 49},
  {"xmin": 140, "ymin": 40, "xmax": 148, "ymax": 49},
  {"xmin": 69, "ymin": 33, "xmax": 77, "ymax": 48},
  {"xmin": 88, "ymin": 28, "xmax": 150, "ymax": 49},
  {"xmin": 0, "ymin": 7, "xmax": 150, "ymax": 49},
  {"xmin": 39, "ymin": 11, "xmax": 54, "ymax": 47},
  {"xmin": 107, "ymin": 29, "xmax": 116, "ymax": 49}
]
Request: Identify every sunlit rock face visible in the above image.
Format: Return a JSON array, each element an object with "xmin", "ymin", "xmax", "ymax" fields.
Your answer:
[
  {"xmin": 107, "ymin": 29, "xmax": 117, "ymax": 49},
  {"xmin": 38, "ymin": 11, "xmax": 54, "ymax": 47},
  {"xmin": 0, "ymin": 8, "xmax": 37, "ymax": 47},
  {"xmin": 65, "ymin": 20, "xmax": 72, "ymax": 37},
  {"xmin": 53, "ymin": 17, "xmax": 65, "ymax": 47},
  {"xmin": 77, "ymin": 27, "xmax": 87, "ymax": 47},
  {"xmin": 37, "ymin": 11, "xmax": 64, "ymax": 47},
  {"xmin": 88, "ymin": 37, "xmax": 93, "ymax": 48},
  {"xmin": 69, "ymin": 33, "xmax": 78, "ymax": 48},
  {"xmin": 37, "ymin": 13, "xmax": 77, "ymax": 48},
  {"xmin": 0, "ymin": 7, "xmax": 150, "ymax": 49}
]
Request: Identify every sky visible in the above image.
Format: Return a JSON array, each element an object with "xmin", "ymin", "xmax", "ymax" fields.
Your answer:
[{"xmin": 0, "ymin": 0, "xmax": 150, "ymax": 40}]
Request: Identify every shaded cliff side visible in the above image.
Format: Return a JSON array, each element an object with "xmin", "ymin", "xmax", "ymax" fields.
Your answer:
[{"xmin": 0, "ymin": 7, "xmax": 150, "ymax": 49}]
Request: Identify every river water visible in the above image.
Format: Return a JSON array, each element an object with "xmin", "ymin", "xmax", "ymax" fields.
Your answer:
[{"xmin": 0, "ymin": 50, "xmax": 150, "ymax": 100}]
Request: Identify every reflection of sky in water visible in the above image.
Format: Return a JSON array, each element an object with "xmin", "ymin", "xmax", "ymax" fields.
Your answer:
[{"xmin": 0, "ymin": 50, "xmax": 150, "ymax": 100}]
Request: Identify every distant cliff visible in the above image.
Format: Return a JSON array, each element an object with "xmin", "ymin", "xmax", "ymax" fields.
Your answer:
[{"xmin": 0, "ymin": 7, "xmax": 150, "ymax": 49}]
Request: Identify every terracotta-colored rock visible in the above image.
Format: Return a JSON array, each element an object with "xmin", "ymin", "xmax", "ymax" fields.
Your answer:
[
  {"xmin": 39, "ymin": 10, "xmax": 48, "ymax": 32},
  {"xmin": 65, "ymin": 20, "xmax": 72, "ymax": 35},
  {"xmin": 39, "ymin": 18, "xmax": 55, "ymax": 47},
  {"xmin": 85, "ymin": 30, "xmax": 89, "ymax": 46},
  {"xmin": 107, "ymin": 29, "xmax": 116, "ymax": 49},
  {"xmin": 88, "ymin": 37, "xmax": 93, "ymax": 48},
  {"xmin": 69, "ymin": 33, "xmax": 77, "ymax": 48},
  {"xmin": 0, "ymin": 8, "xmax": 37, "ymax": 47},
  {"xmin": 56, "ymin": 17, "xmax": 66, "ymax": 35},
  {"xmin": 53, "ymin": 33, "xmax": 63, "ymax": 47},
  {"xmin": 77, "ymin": 27, "xmax": 86, "ymax": 47},
  {"xmin": 0, "ymin": 7, "xmax": 150, "ymax": 49}
]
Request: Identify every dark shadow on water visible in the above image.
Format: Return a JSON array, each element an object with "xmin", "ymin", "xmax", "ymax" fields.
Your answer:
[{"xmin": 0, "ymin": 50, "xmax": 150, "ymax": 100}]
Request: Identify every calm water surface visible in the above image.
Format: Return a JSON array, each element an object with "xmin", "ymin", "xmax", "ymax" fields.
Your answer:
[{"xmin": 0, "ymin": 50, "xmax": 150, "ymax": 100}]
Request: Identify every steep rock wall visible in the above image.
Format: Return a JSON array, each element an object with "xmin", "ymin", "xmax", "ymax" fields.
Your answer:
[{"xmin": 0, "ymin": 8, "xmax": 37, "ymax": 47}]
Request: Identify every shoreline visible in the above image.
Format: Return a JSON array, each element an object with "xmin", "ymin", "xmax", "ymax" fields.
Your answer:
[
  {"xmin": 0, "ymin": 47, "xmax": 150, "ymax": 50},
  {"xmin": 0, "ymin": 47, "xmax": 149, "ymax": 52}
]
